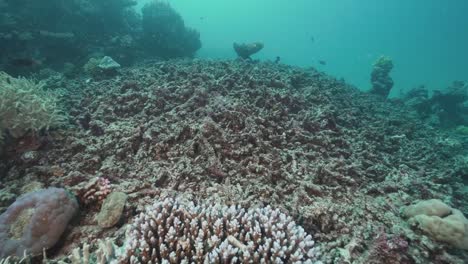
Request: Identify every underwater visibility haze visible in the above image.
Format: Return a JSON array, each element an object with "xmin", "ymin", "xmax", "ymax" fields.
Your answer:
[
  {"xmin": 163, "ymin": 0, "xmax": 468, "ymax": 95},
  {"xmin": 0, "ymin": 0, "xmax": 467, "ymax": 263}
]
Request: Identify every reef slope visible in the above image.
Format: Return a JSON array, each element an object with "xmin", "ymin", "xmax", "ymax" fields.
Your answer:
[{"xmin": 1, "ymin": 59, "xmax": 467, "ymax": 263}]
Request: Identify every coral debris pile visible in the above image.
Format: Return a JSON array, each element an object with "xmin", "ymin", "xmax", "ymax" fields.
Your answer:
[{"xmin": 0, "ymin": 59, "xmax": 467, "ymax": 263}]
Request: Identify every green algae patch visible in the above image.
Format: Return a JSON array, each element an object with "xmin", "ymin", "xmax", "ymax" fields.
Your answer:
[
  {"xmin": 455, "ymin": 125, "xmax": 468, "ymax": 135},
  {"xmin": 97, "ymin": 192, "xmax": 127, "ymax": 228}
]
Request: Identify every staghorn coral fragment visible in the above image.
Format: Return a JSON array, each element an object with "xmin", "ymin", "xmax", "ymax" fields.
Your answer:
[{"xmin": 69, "ymin": 239, "xmax": 123, "ymax": 264}]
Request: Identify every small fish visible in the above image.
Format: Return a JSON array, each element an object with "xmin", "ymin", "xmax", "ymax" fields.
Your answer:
[
  {"xmin": 318, "ymin": 60, "xmax": 326, "ymax": 65},
  {"xmin": 310, "ymin": 36, "xmax": 315, "ymax": 42},
  {"xmin": 274, "ymin": 56, "xmax": 281, "ymax": 64},
  {"xmin": 9, "ymin": 58, "xmax": 41, "ymax": 67}
]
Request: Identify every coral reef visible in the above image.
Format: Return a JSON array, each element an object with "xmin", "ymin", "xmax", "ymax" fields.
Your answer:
[
  {"xmin": 0, "ymin": 60, "xmax": 467, "ymax": 263},
  {"xmin": 233, "ymin": 42, "xmax": 264, "ymax": 59},
  {"xmin": 123, "ymin": 197, "xmax": 318, "ymax": 263},
  {"xmin": 370, "ymin": 56, "xmax": 394, "ymax": 98},
  {"xmin": 141, "ymin": 0, "xmax": 201, "ymax": 59},
  {"xmin": 0, "ymin": 0, "xmax": 200, "ymax": 74},
  {"xmin": 402, "ymin": 81, "xmax": 468, "ymax": 127},
  {"xmin": 429, "ymin": 81, "xmax": 468, "ymax": 127}
]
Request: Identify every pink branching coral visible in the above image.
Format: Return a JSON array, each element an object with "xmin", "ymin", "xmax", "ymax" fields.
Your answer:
[
  {"xmin": 123, "ymin": 197, "xmax": 319, "ymax": 263},
  {"xmin": 75, "ymin": 177, "xmax": 111, "ymax": 206}
]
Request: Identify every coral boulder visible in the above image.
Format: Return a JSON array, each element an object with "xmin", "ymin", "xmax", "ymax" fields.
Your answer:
[
  {"xmin": 404, "ymin": 199, "xmax": 468, "ymax": 250},
  {"xmin": 369, "ymin": 56, "xmax": 394, "ymax": 98},
  {"xmin": 0, "ymin": 188, "xmax": 78, "ymax": 258},
  {"xmin": 233, "ymin": 42, "xmax": 264, "ymax": 59}
]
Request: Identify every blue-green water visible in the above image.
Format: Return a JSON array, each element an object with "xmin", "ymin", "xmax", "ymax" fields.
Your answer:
[
  {"xmin": 1, "ymin": 1, "xmax": 468, "ymax": 262},
  {"xmin": 139, "ymin": 0, "xmax": 468, "ymax": 95}
]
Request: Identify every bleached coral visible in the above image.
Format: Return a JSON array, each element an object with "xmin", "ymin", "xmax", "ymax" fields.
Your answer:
[
  {"xmin": 69, "ymin": 239, "xmax": 123, "ymax": 264},
  {"xmin": 0, "ymin": 72, "xmax": 66, "ymax": 140},
  {"xmin": 122, "ymin": 197, "xmax": 320, "ymax": 263}
]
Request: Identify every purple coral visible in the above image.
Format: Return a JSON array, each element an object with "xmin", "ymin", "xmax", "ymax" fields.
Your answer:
[
  {"xmin": 75, "ymin": 177, "xmax": 111, "ymax": 206},
  {"xmin": 122, "ymin": 197, "xmax": 319, "ymax": 263},
  {"xmin": 0, "ymin": 188, "xmax": 78, "ymax": 258},
  {"xmin": 367, "ymin": 230, "xmax": 409, "ymax": 263}
]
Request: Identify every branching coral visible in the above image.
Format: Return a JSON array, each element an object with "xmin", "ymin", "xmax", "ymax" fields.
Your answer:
[
  {"xmin": 122, "ymin": 197, "xmax": 319, "ymax": 263},
  {"xmin": 0, "ymin": 72, "xmax": 66, "ymax": 141},
  {"xmin": 69, "ymin": 239, "xmax": 122, "ymax": 264},
  {"xmin": 73, "ymin": 177, "xmax": 112, "ymax": 207}
]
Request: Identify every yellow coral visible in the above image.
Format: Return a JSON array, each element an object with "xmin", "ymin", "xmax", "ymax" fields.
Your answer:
[{"xmin": 404, "ymin": 199, "xmax": 468, "ymax": 249}]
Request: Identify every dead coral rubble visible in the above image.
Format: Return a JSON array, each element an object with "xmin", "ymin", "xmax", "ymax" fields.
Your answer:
[{"xmin": 0, "ymin": 60, "xmax": 467, "ymax": 263}]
